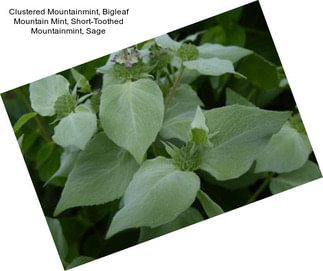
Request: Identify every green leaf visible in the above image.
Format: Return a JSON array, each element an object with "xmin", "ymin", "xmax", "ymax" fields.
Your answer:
[
  {"xmin": 155, "ymin": 34, "xmax": 181, "ymax": 51},
  {"xmin": 238, "ymin": 54, "xmax": 279, "ymax": 89},
  {"xmin": 199, "ymin": 105, "xmax": 290, "ymax": 180},
  {"xmin": 36, "ymin": 141, "xmax": 55, "ymax": 169},
  {"xmin": 253, "ymin": 88, "xmax": 284, "ymax": 108},
  {"xmin": 106, "ymin": 157, "xmax": 200, "ymax": 238},
  {"xmin": 46, "ymin": 217, "xmax": 68, "ymax": 261},
  {"xmin": 255, "ymin": 122, "xmax": 312, "ymax": 173},
  {"xmin": 181, "ymin": 31, "xmax": 204, "ymax": 42},
  {"xmin": 100, "ymin": 79, "xmax": 164, "ymax": 163},
  {"xmin": 183, "ymin": 57, "xmax": 237, "ymax": 77},
  {"xmin": 160, "ymin": 84, "xmax": 203, "ymax": 142},
  {"xmin": 72, "ymin": 55, "xmax": 109, "ymax": 80},
  {"xmin": 13, "ymin": 112, "xmax": 37, "ymax": 133},
  {"xmin": 216, "ymin": 7, "xmax": 243, "ymax": 25},
  {"xmin": 21, "ymin": 130, "xmax": 39, "ymax": 154},
  {"xmin": 270, "ymin": 161, "xmax": 322, "ymax": 194},
  {"xmin": 71, "ymin": 68, "xmax": 91, "ymax": 93},
  {"xmin": 52, "ymin": 111, "xmax": 97, "ymax": 150},
  {"xmin": 225, "ymin": 88, "xmax": 254, "ymax": 107},
  {"xmin": 29, "ymin": 74, "xmax": 70, "ymax": 116},
  {"xmin": 38, "ymin": 146, "xmax": 61, "ymax": 182},
  {"xmin": 190, "ymin": 106, "xmax": 210, "ymax": 145},
  {"xmin": 46, "ymin": 148, "xmax": 80, "ymax": 186},
  {"xmin": 223, "ymin": 24, "xmax": 246, "ymax": 47},
  {"xmin": 59, "ymin": 216, "xmax": 93, "ymax": 245},
  {"xmin": 198, "ymin": 43, "xmax": 252, "ymax": 62},
  {"xmin": 200, "ymin": 25, "xmax": 226, "ymax": 45},
  {"xmin": 139, "ymin": 207, "xmax": 203, "ymax": 242},
  {"xmin": 54, "ymin": 132, "xmax": 138, "ymax": 215},
  {"xmin": 197, "ymin": 190, "xmax": 224, "ymax": 217},
  {"xmin": 66, "ymin": 256, "xmax": 95, "ymax": 269},
  {"xmin": 99, "ymin": 56, "xmax": 124, "ymax": 87},
  {"xmin": 17, "ymin": 134, "xmax": 24, "ymax": 147}
]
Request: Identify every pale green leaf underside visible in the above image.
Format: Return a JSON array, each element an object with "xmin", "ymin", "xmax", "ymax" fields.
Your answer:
[
  {"xmin": 139, "ymin": 207, "xmax": 203, "ymax": 242},
  {"xmin": 54, "ymin": 132, "xmax": 138, "ymax": 215},
  {"xmin": 160, "ymin": 84, "xmax": 203, "ymax": 142},
  {"xmin": 191, "ymin": 106, "xmax": 208, "ymax": 132},
  {"xmin": 198, "ymin": 43, "xmax": 252, "ymax": 63},
  {"xmin": 155, "ymin": 34, "xmax": 181, "ymax": 51},
  {"xmin": 255, "ymin": 122, "xmax": 312, "ymax": 173},
  {"xmin": 100, "ymin": 79, "xmax": 164, "ymax": 163},
  {"xmin": 270, "ymin": 161, "xmax": 322, "ymax": 194},
  {"xmin": 190, "ymin": 106, "xmax": 210, "ymax": 145},
  {"xmin": 183, "ymin": 57, "xmax": 236, "ymax": 77},
  {"xmin": 106, "ymin": 157, "xmax": 200, "ymax": 238},
  {"xmin": 181, "ymin": 31, "xmax": 204, "ymax": 42},
  {"xmin": 29, "ymin": 74, "xmax": 70, "ymax": 116},
  {"xmin": 200, "ymin": 105, "xmax": 290, "ymax": 180},
  {"xmin": 197, "ymin": 190, "xmax": 224, "ymax": 217},
  {"xmin": 52, "ymin": 111, "xmax": 97, "ymax": 150},
  {"xmin": 71, "ymin": 68, "xmax": 91, "ymax": 93}
]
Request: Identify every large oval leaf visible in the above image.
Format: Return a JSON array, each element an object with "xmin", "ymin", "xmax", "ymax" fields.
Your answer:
[
  {"xmin": 99, "ymin": 79, "xmax": 164, "ymax": 163},
  {"xmin": 255, "ymin": 122, "xmax": 312, "ymax": 173},
  {"xmin": 54, "ymin": 132, "xmax": 139, "ymax": 215},
  {"xmin": 29, "ymin": 74, "xmax": 70, "ymax": 116},
  {"xmin": 270, "ymin": 161, "xmax": 321, "ymax": 194},
  {"xmin": 52, "ymin": 111, "xmax": 97, "ymax": 150},
  {"xmin": 199, "ymin": 105, "xmax": 290, "ymax": 180},
  {"xmin": 160, "ymin": 84, "xmax": 203, "ymax": 142},
  {"xmin": 106, "ymin": 157, "xmax": 200, "ymax": 238}
]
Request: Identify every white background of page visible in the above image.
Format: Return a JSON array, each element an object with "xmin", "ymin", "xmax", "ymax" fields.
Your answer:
[{"xmin": 0, "ymin": 0, "xmax": 322, "ymax": 270}]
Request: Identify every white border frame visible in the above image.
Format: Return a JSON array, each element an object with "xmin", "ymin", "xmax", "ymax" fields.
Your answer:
[{"xmin": 1, "ymin": 1, "xmax": 322, "ymax": 270}]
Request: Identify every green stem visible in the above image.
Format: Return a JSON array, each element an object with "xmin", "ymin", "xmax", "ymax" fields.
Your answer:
[
  {"xmin": 164, "ymin": 65, "xmax": 185, "ymax": 111},
  {"xmin": 246, "ymin": 174, "xmax": 273, "ymax": 204},
  {"xmin": 156, "ymin": 70, "xmax": 161, "ymax": 86}
]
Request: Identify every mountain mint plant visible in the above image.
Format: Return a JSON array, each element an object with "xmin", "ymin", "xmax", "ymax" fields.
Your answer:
[{"xmin": 3, "ymin": 14, "xmax": 321, "ymax": 267}]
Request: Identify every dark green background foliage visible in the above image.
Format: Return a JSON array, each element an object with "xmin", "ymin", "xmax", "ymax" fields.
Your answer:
[{"xmin": 2, "ymin": 2, "xmax": 321, "ymax": 269}]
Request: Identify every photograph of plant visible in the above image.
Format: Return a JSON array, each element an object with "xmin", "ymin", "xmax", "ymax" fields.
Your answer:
[{"xmin": 1, "ymin": 2, "xmax": 321, "ymax": 269}]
